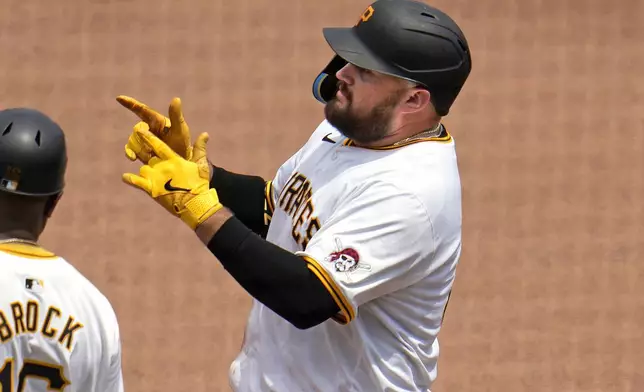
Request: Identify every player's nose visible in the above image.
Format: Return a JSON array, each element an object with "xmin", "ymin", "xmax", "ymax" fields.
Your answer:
[{"xmin": 336, "ymin": 63, "xmax": 355, "ymax": 85}]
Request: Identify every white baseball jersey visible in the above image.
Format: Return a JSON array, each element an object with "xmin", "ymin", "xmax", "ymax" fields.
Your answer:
[
  {"xmin": 0, "ymin": 242, "xmax": 124, "ymax": 392},
  {"xmin": 229, "ymin": 120, "xmax": 462, "ymax": 391}
]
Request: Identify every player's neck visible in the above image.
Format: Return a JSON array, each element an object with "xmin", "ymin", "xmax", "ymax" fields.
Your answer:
[
  {"xmin": 0, "ymin": 201, "xmax": 47, "ymax": 242},
  {"xmin": 356, "ymin": 119, "xmax": 442, "ymax": 148},
  {"xmin": 0, "ymin": 212, "xmax": 44, "ymax": 243},
  {"xmin": 0, "ymin": 229, "xmax": 40, "ymax": 243}
]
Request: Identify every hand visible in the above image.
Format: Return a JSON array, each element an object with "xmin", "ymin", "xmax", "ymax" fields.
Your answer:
[
  {"xmin": 117, "ymin": 95, "xmax": 193, "ymax": 163},
  {"xmin": 122, "ymin": 126, "xmax": 223, "ymax": 230}
]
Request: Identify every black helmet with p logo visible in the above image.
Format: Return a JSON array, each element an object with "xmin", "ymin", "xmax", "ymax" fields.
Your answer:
[{"xmin": 312, "ymin": 0, "xmax": 472, "ymax": 116}]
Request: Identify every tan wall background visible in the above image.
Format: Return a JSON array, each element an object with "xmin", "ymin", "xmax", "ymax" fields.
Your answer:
[{"xmin": 2, "ymin": 0, "xmax": 642, "ymax": 390}]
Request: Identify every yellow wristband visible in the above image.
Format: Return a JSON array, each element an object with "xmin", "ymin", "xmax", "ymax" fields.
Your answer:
[{"xmin": 182, "ymin": 188, "xmax": 223, "ymax": 229}]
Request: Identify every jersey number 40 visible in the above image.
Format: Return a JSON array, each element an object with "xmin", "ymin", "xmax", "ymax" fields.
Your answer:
[{"xmin": 0, "ymin": 357, "xmax": 69, "ymax": 391}]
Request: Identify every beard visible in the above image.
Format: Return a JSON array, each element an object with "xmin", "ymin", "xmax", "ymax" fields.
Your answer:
[{"xmin": 324, "ymin": 83, "xmax": 404, "ymax": 145}]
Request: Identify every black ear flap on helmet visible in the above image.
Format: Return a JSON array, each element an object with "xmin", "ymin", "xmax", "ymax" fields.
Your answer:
[{"xmin": 312, "ymin": 55, "xmax": 348, "ymax": 104}]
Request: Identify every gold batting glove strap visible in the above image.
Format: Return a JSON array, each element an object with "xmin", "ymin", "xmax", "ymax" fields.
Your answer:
[{"xmin": 182, "ymin": 188, "xmax": 224, "ymax": 230}]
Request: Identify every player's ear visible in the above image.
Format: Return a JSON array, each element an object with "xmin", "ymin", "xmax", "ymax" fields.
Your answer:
[
  {"xmin": 403, "ymin": 88, "xmax": 432, "ymax": 112},
  {"xmin": 44, "ymin": 192, "xmax": 63, "ymax": 218}
]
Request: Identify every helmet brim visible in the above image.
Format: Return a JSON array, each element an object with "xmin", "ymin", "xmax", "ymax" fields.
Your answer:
[{"xmin": 322, "ymin": 27, "xmax": 418, "ymax": 84}]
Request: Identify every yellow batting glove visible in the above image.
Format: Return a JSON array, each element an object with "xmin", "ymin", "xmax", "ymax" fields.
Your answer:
[
  {"xmin": 122, "ymin": 126, "xmax": 222, "ymax": 230},
  {"xmin": 117, "ymin": 95, "xmax": 193, "ymax": 163},
  {"xmin": 124, "ymin": 121, "xmax": 157, "ymax": 163}
]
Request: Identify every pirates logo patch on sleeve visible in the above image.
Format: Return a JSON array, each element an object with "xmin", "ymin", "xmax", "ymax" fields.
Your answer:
[{"xmin": 324, "ymin": 239, "xmax": 371, "ymax": 275}]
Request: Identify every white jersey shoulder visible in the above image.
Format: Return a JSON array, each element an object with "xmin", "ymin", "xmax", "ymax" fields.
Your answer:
[
  {"xmin": 231, "ymin": 120, "xmax": 462, "ymax": 391},
  {"xmin": 0, "ymin": 244, "xmax": 124, "ymax": 392}
]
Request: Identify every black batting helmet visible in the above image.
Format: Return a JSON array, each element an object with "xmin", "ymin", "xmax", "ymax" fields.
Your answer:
[
  {"xmin": 0, "ymin": 108, "xmax": 67, "ymax": 196},
  {"xmin": 312, "ymin": 0, "xmax": 472, "ymax": 116}
]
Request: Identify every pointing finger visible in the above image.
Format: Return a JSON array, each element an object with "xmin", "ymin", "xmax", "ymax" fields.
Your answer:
[{"xmin": 116, "ymin": 95, "xmax": 169, "ymax": 134}]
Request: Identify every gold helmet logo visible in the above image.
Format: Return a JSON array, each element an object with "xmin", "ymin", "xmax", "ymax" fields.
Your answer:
[{"xmin": 355, "ymin": 5, "xmax": 375, "ymax": 26}]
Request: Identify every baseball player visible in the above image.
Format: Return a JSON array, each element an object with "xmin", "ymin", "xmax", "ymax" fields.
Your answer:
[
  {"xmin": 117, "ymin": 0, "xmax": 471, "ymax": 390},
  {"xmin": 0, "ymin": 108, "xmax": 125, "ymax": 391}
]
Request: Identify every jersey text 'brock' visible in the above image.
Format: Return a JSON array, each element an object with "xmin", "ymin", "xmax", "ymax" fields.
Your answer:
[
  {"xmin": 278, "ymin": 173, "xmax": 320, "ymax": 250},
  {"xmin": 0, "ymin": 300, "xmax": 84, "ymax": 352}
]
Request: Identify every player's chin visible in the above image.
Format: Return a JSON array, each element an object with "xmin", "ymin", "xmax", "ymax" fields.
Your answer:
[{"xmin": 324, "ymin": 100, "xmax": 344, "ymax": 121}]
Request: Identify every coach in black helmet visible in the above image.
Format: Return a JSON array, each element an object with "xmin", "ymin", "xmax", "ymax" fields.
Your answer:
[
  {"xmin": 0, "ymin": 108, "xmax": 126, "ymax": 391},
  {"xmin": 117, "ymin": 0, "xmax": 472, "ymax": 390},
  {"xmin": 0, "ymin": 108, "xmax": 67, "ymax": 239}
]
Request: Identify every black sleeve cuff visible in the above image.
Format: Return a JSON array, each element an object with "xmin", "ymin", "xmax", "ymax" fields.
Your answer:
[
  {"xmin": 207, "ymin": 216, "xmax": 340, "ymax": 329},
  {"xmin": 209, "ymin": 165, "xmax": 269, "ymax": 237}
]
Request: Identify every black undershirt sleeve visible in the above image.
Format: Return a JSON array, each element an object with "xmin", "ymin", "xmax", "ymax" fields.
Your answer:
[
  {"xmin": 206, "ymin": 215, "xmax": 341, "ymax": 330},
  {"xmin": 209, "ymin": 165, "xmax": 270, "ymax": 238}
]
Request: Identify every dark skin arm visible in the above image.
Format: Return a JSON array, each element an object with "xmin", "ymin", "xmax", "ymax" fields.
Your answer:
[{"xmin": 195, "ymin": 206, "xmax": 232, "ymax": 243}]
